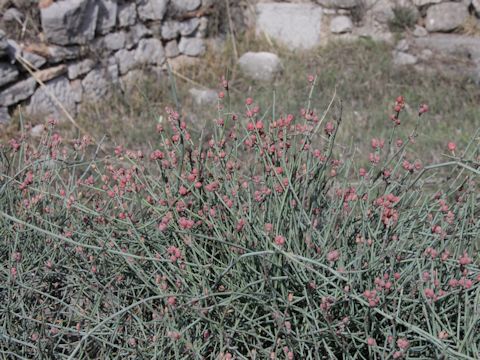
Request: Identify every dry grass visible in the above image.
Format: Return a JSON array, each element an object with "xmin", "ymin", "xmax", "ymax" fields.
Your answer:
[{"xmin": 3, "ymin": 32, "xmax": 480, "ymax": 166}]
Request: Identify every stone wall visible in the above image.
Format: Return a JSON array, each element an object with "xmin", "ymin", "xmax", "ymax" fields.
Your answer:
[
  {"xmin": 244, "ymin": 0, "xmax": 480, "ymax": 83},
  {"xmin": 248, "ymin": 0, "xmax": 479, "ymax": 48},
  {"xmin": 0, "ymin": 0, "xmax": 215, "ymax": 123}
]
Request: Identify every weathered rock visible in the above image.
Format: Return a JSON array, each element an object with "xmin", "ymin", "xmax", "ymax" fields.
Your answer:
[
  {"xmin": 162, "ymin": 21, "xmax": 180, "ymax": 40},
  {"xmin": 189, "ymin": 87, "xmax": 217, "ymax": 106},
  {"xmin": 107, "ymin": 63, "xmax": 119, "ymax": 84},
  {"xmin": 6, "ymin": 39, "xmax": 21, "ymax": 63},
  {"xmin": 392, "ymin": 51, "xmax": 417, "ymax": 65},
  {"xmin": 67, "ymin": 58, "xmax": 96, "ymax": 79},
  {"xmin": 197, "ymin": 17, "xmax": 208, "ymax": 38},
  {"xmin": 0, "ymin": 107, "xmax": 10, "ymax": 124},
  {"xmin": 115, "ymin": 48, "xmax": 138, "ymax": 74},
  {"xmin": 316, "ymin": 0, "xmax": 357, "ymax": 9},
  {"xmin": 40, "ymin": 0, "xmax": 99, "ymax": 45},
  {"xmin": 0, "ymin": 30, "xmax": 8, "ymax": 57},
  {"xmin": 473, "ymin": 0, "xmax": 480, "ymax": 16},
  {"xmin": 180, "ymin": 18, "xmax": 200, "ymax": 36},
  {"xmin": 96, "ymin": 0, "xmax": 117, "ymax": 35},
  {"xmin": 0, "ymin": 63, "xmax": 19, "ymax": 87},
  {"xmin": 413, "ymin": 34, "xmax": 480, "ymax": 60},
  {"xmin": 103, "ymin": 31, "xmax": 127, "ymax": 51},
  {"xmin": 0, "ymin": 77, "xmax": 36, "ymax": 106},
  {"xmin": 165, "ymin": 40, "xmax": 180, "ymax": 58},
  {"xmin": 3, "ymin": 8, "xmax": 24, "ymax": 23},
  {"xmin": 82, "ymin": 68, "xmax": 111, "ymax": 100},
  {"xmin": 135, "ymin": 38, "xmax": 165, "ymax": 66},
  {"xmin": 23, "ymin": 51, "xmax": 47, "ymax": 68},
  {"xmin": 413, "ymin": 25, "xmax": 428, "ymax": 37},
  {"xmin": 413, "ymin": 0, "xmax": 442, "ymax": 6},
  {"xmin": 34, "ymin": 64, "xmax": 67, "ymax": 82},
  {"xmin": 330, "ymin": 16, "xmax": 353, "ymax": 34},
  {"xmin": 178, "ymin": 37, "xmax": 205, "ymax": 56},
  {"xmin": 118, "ymin": 2, "xmax": 137, "ymax": 27},
  {"xmin": 71, "ymin": 79, "xmax": 84, "ymax": 102},
  {"xmin": 425, "ymin": 2, "xmax": 468, "ymax": 32},
  {"xmin": 256, "ymin": 3, "xmax": 323, "ymax": 49},
  {"xmin": 137, "ymin": 0, "xmax": 168, "ymax": 21},
  {"xmin": 126, "ymin": 23, "xmax": 152, "ymax": 49},
  {"xmin": 238, "ymin": 52, "xmax": 282, "ymax": 81},
  {"xmin": 172, "ymin": 0, "xmax": 201, "ymax": 12},
  {"xmin": 27, "ymin": 76, "xmax": 80, "ymax": 117},
  {"xmin": 48, "ymin": 45, "xmax": 83, "ymax": 63}
]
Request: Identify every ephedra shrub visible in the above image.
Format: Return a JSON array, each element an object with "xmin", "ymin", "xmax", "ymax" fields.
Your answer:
[{"xmin": 1, "ymin": 76, "xmax": 479, "ymax": 359}]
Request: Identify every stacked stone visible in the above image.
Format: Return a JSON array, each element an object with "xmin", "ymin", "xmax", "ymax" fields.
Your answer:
[
  {"xmin": 254, "ymin": 0, "xmax": 479, "ymax": 48},
  {"xmin": 252, "ymin": 0, "xmax": 480, "ymax": 84},
  {"xmin": 0, "ymin": 0, "xmax": 211, "ymax": 123}
]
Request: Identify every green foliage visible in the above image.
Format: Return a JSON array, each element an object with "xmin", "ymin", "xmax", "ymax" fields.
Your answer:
[
  {"xmin": 388, "ymin": 6, "xmax": 418, "ymax": 32},
  {"xmin": 1, "ymin": 81, "xmax": 479, "ymax": 358}
]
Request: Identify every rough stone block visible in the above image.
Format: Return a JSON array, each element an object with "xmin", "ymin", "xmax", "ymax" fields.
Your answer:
[
  {"xmin": 256, "ymin": 3, "xmax": 323, "ymax": 49},
  {"xmin": 0, "ymin": 62, "xmax": 19, "ymax": 87},
  {"xmin": 165, "ymin": 40, "xmax": 180, "ymax": 58},
  {"xmin": 136, "ymin": 0, "xmax": 168, "ymax": 21},
  {"xmin": 27, "ymin": 76, "xmax": 79, "ymax": 117},
  {"xmin": 178, "ymin": 37, "xmax": 205, "ymax": 56},
  {"xmin": 135, "ymin": 38, "xmax": 165, "ymax": 66},
  {"xmin": 118, "ymin": 2, "xmax": 137, "ymax": 27},
  {"xmin": 426, "ymin": 2, "xmax": 468, "ymax": 32},
  {"xmin": 97, "ymin": 0, "xmax": 117, "ymax": 35},
  {"xmin": 172, "ymin": 0, "xmax": 201, "ymax": 12},
  {"xmin": 238, "ymin": 52, "xmax": 282, "ymax": 81},
  {"xmin": 40, "ymin": 0, "xmax": 99, "ymax": 45},
  {"xmin": 104, "ymin": 31, "xmax": 127, "ymax": 51},
  {"xmin": 67, "ymin": 58, "xmax": 96, "ymax": 79},
  {"xmin": 0, "ymin": 77, "xmax": 36, "ymax": 106}
]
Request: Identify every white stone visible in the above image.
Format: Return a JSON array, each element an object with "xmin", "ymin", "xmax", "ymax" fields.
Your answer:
[
  {"xmin": 330, "ymin": 16, "xmax": 353, "ymax": 34},
  {"xmin": 115, "ymin": 48, "xmax": 137, "ymax": 74},
  {"xmin": 82, "ymin": 68, "xmax": 111, "ymax": 100},
  {"xmin": 413, "ymin": 0, "xmax": 442, "ymax": 6},
  {"xmin": 0, "ymin": 77, "xmax": 36, "ymax": 107},
  {"xmin": 103, "ymin": 31, "xmax": 127, "ymax": 51},
  {"xmin": 413, "ymin": 25, "xmax": 428, "ymax": 37},
  {"xmin": 178, "ymin": 37, "xmax": 205, "ymax": 56},
  {"xmin": 316, "ymin": 0, "xmax": 357, "ymax": 8},
  {"xmin": 392, "ymin": 51, "xmax": 418, "ymax": 66},
  {"xmin": 180, "ymin": 18, "xmax": 200, "ymax": 36},
  {"xmin": 162, "ymin": 21, "xmax": 180, "ymax": 40},
  {"xmin": 126, "ymin": 23, "xmax": 152, "ymax": 49},
  {"xmin": 238, "ymin": 52, "xmax": 282, "ymax": 81},
  {"xmin": 30, "ymin": 124, "xmax": 45, "ymax": 137},
  {"xmin": 137, "ymin": 0, "xmax": 168, "ymax": 21},
  {"xmin": 68, "ymin": 58, "xmax": 96, "ymax": 79},
  {"xmin": 172, "ymin": 0, "xmax": 201, "ymax": 11},
  {"xmin": 135, "ymin": 38, "xmax": 166, "ymax": 66},
  {"xmin": 473, "ymin": 0, "xmax": 480, "ymax": 15},
  {"xmin": 118, "ymin": 3, "xmax": 137, "ymax": 27},
  {"xmin": 96, "ymin": 0, "xmax": 117, "ymax": 34},
  {"xmin": 40, "ymin": 0, "xmax": 99, "ymax": 45},
  {"xmin": 165, "ymin": 40, "xmax": 180, "ymax": 58},
  {"xmin": 256, "ymin": 3, "xmax": 323, "ymax": 50},
  {"xmin": 426, "ymin": 2, "xmax": 469, "ymax": 32},
  {"xmin": 27, "ymin": 76, "xmax": 79, "ymax": 117}
]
